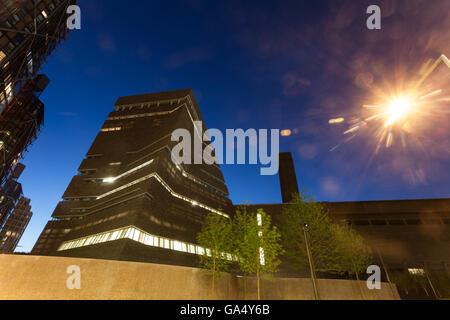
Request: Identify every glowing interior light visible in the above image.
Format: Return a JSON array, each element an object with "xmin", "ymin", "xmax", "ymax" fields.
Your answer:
[
  {"xmin": 103, "ymin": 177, "xmax": 116, "ymax": 183},
  {"xmin": 257, "ymin": 213, "xmax": 265, "ymax": 265},
  {"xmin": 281, "ymin": 129, "xmax": 292, "ymax": 137},
  {"xmin": 328, "ymin": 118, "xmax": 344, "ymax": 124},
  {"xmin": 385, "ymin": 96, "xmax": 412, "ymax": 127}
]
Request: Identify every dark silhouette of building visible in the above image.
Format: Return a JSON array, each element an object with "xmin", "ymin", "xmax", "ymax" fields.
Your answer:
[
  {"xmin": 0, "ymin": 0, "xmax": 76, "ymax": 224},
  {"xmin": 0, "ymin": 197, "xmax": 32, "ymax": 253},
  {"xmin": 32, "ymin": 89, "xmax": 234, "ymax": 267},
  {"xmin": 0, "ymin": 162, "xmax": 29, "ymax": 237},
  {"xmin": 246, "ymin": 157, "xmax": 450, "ymax": 276},
  {"xmin": 278, "ymin": 152, "xmax": 299, "ymax": 203}
]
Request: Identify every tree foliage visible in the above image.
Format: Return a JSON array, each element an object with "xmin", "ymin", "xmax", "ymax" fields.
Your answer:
[
  {"xmin": 280, "ymin": 192, "xmax": 373, "ymax": 278},
  {"xmin": 196, "ymin": 212, "xmax": 233, "ymax": 298},
  {"xmin": 331, "ymin": 222, "xmax": 372, "ymax": 277},
  {"xmin": 232, "ymin": 207, "xmax": 283, "ymax": 300},
  {"xmin": 279, "ymin": 192, "xmax": 340, "ymax": 272}
]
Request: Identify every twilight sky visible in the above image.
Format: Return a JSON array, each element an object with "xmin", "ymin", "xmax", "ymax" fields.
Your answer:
[{"xmin": 17, "ymin": 0, "xmax": 449, "ymax": 252}]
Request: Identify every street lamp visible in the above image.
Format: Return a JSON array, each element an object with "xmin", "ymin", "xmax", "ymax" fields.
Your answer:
[{"xmin": 303, "ymin": 223, "xmax": 319, "ymax": 300}]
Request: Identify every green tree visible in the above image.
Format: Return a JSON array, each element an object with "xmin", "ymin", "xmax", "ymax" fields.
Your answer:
[
  {"xmin": 279, "ymin": 192, "xmax": 340, "ymax": 274},
  {"xmin": 233, "ymin": 207, "xmax": 283, "ymax": 300},
  {"xmin": 197, "ymin": 212, "xmax": 233, "ymax": 299},
  {"xmin": 331, "ymin": 222, "xmax": 372, "ymax": 298},
  {"xmin": 332, "ymin": 222, "xmax": 372, "ymax": 278}
]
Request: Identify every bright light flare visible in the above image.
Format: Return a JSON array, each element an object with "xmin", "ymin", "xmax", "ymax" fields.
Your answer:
[
  {"xmin": 329, "ymin": 117, "xmax": 344, "ymax": 124},
  {"xmin": 329, "ymin": 54, "xmax": 449, "ymax": 154},
  {"xmin": 385, "ymin": 96, "xmax": 413, "ymax": 127}
]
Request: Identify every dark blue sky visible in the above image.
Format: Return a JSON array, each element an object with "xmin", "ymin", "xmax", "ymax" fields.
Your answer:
[{"xmin": 17, "ymin": 0, "xmax": 449, "ymax": 252}]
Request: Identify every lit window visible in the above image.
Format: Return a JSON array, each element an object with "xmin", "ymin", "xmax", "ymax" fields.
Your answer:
[
  {"xmin": 408, "ymin": 268, "xmax": 425, "ymax": 275},
  {"xmin": 110, "ymin": 231, "xmax": 120, "ymax": 241},
  {"xmin": 99, "ymin": 234, "xmax": 107, "ymax": 243},
  {"xmin": 0, "ymin": 50, "xmax": 6, "ymax": 63},
  {"xmin": 173, "ymin": 241, "xmax": 182, "ymax": 252},
  {"xmin": 133, "ymin": 229, "xmax": 141, "ymax": 242},
  {"xmin": 125, "ymin": 228, "xmax": 133, "ymax": 239}
]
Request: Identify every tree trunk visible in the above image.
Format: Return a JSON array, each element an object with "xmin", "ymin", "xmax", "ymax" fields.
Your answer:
[
  {"xmin": 257, "ymin": 267, "xmax": 261, "ymax": 300},
  {"xmin": 212, "ymin": 257, "xmax": 216, "ymax": 299}
]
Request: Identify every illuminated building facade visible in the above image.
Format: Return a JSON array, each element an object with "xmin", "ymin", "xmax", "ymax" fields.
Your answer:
[
  {"xmin": 32, "ymin": 89, "xmax": 234, "ymax": 267},
  {"xmin": 31, "ymin": 87, "xmax": 449, "ymax": 298},
  {"xmin": 0, "ymin": 197, "xmax": 32, "ymax": 253}
]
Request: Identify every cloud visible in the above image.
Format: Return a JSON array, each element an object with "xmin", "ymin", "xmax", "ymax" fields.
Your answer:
[
  {"xmin": 97, "ymin": 33, "xmax": 116, "ymax": 54},
  {"xmin": 297, "ymin": 143, "xmax": 319, "ymax": 160},
  {"xmin": 320, "ymin": 176, "xmax": 341, "ymax": 198},
  {"xmin": 281, "ymin": 72, "xmax": 311, "ymax": 96},
  {"xmin": 165, "ymin": 46, "xmax": 212, "ymax": 69}
]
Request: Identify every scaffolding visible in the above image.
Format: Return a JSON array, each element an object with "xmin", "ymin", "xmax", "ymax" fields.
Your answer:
[
  {"xmin": 0, "ymin": 74, "xmax": 48, "ymax": 185},
  {"xmin": 0, "ymin": 0, "xmax": 76, "ymax": 105},
  {"xmin": 0, "ymin": 0, "xmax": 76, "ymax": 229}
]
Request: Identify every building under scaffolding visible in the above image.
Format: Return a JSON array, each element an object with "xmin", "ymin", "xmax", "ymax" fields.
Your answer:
[
  {"xmin": 0, "ymin": 0, "xmax": 76, "ymax": 104},
  {"xmin": 0, "ymin": 74, "xmax": 48, "ymax": 185},
  {"xmin": 0, "ymin": 73, "xmax": 48, "ymax": 231},
  {"xmin": 0, "ymin": 196, "xmax": 32, "ymax": 253},
  {"xmin": 0, "ymin": 0, "xmax": 76, "ymax": 232}
]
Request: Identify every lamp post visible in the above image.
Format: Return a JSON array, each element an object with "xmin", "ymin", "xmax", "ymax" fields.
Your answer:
[{"xmin": 303, "ymin": 224, "xmax": 319, "ymax": 300}]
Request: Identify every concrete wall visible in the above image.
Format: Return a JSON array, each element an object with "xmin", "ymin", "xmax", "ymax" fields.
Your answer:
[{"xmin": 0, "ymin": 255, "xmax": 399, "ymax": 300}]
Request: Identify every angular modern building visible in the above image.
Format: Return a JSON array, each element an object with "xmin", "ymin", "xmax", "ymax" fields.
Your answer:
[
  {"xmin": 32, "ymin": 88, "xmax": 449, "ymax": 299},
  {"xmin": 32, "ymin": 89, "xmax": 234, "ymax": 267},
  {"xmin": 0, "ymin": 197, "xmax": 32, "ymax": 253}
]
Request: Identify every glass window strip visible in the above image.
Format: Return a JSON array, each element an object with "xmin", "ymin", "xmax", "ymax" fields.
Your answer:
[{"xmin": 56, "ymin": 226, "xmax": 233, "ymax": 261}]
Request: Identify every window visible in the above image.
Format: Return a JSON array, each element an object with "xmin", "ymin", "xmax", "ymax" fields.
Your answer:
[
  {"xmin": 86, "ymin": 154, "xmax": 103, "ymax": 159},
  {"xmin": 164, "ymin": 239, "xmax": 170, "ymax": 249},
  {"xmin": 408, "ymin": 268, "xmax": 425, "ymax": 275},
  {"xmin": 0, "ymin": 50, "xmax": 6, "ymax": 63},
  {"xmin": 133, "ymin": 229, "xmax": 140, "ymax": 242},
  {"xmin": 101, "ymin": 127, "xmax": 122, "ymax": 132}
]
